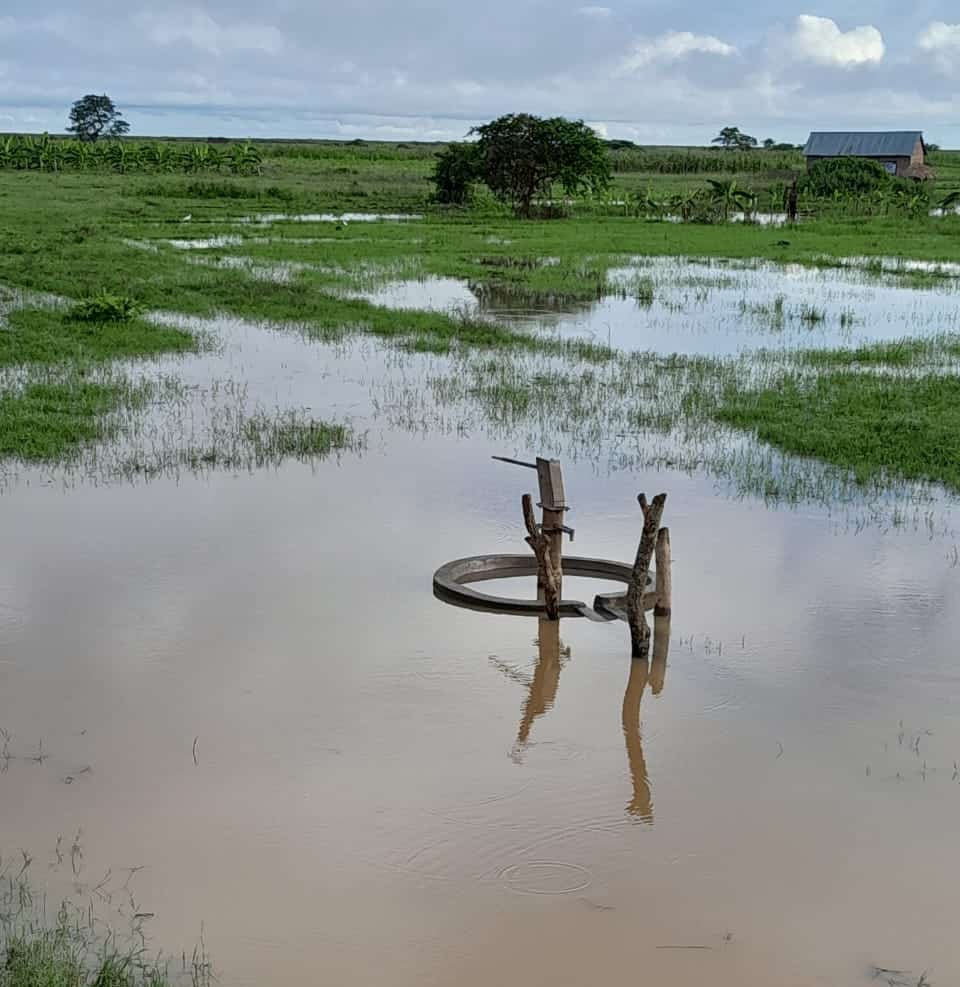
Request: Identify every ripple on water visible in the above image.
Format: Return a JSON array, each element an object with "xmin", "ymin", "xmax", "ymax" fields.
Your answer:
[{"xmin": 499, "ymin": 861, "xmax": 593, "ymax": 895}]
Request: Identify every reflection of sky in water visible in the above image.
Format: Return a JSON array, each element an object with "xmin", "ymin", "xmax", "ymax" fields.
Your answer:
[{"xmin": 362, "ymin": 257, "xmax": 960, "ymax": 356}]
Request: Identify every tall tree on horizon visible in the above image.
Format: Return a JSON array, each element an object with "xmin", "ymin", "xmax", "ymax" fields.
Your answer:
[{"xmin": 67, "ymin": 94, "xmax": 130, "ymax": 142}]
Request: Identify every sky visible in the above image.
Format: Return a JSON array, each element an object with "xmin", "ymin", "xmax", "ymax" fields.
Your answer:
[{"xmin": 2, "ymin": 2, "xmax": 960, "ymax": 145}]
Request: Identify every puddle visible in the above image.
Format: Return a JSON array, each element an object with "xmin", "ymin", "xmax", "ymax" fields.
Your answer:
[
  {"xmin": 166, "ymin": 235, "xmax": 245, "ymax": 250},
  {"xmin": 362, "ymin": 257, "xmax": 960, "ymax": 356},
  {"xmin": 237, "ymin": 212, "xmax": 423, "ymax": 225}
]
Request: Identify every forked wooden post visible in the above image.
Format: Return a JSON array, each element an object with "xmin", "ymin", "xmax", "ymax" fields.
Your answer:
[
  {"xmin": 522, "ymin": 494, "xmax": 560, "ymax": 619},
  {"xmin": 628, "ymin": 493, "xmax": 667, "ymax": 660},
  {"xmin": 516, "ymin": 458, "xmax": 570, "ymax": 622}
]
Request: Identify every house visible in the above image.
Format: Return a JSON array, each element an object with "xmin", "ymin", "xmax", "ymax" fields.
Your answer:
[{"xmin": 803, "ymin": 131, "xmax": 929, "ymax": 178}]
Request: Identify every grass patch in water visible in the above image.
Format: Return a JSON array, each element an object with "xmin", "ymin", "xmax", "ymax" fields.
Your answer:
[
  {"xmin": 797, "ymin": 334, "xmax": 960, "ymax": 368},
  {"xmin": 0, "ymin": 378, "xmax": 151, "ymax": 462},
  {"xmin": 243, "ymin": 411, "xmax": 359, "ymax": 461},
  {"xmin": 1, "ymin": 868, "xmax": 210, "ymax": 987},
  {"xmin": 0, "ymin": 307, "xmax": 197, "ymax": 367},
  {"xmin": 716, "ymin": 371, "xmax": 960, "ymax": 491}
]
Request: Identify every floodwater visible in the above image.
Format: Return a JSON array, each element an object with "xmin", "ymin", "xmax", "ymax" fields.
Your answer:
[
  {"xmin": 3, "ymin": 273, "xmax": 960, "ymax": 987},
  {"xmin": 362, "ymin": 256, "xmax": 960, "ymax": 356},
  {"xmin": 237, "ymin": 212, "xmax": 423, "ymax": 225}
]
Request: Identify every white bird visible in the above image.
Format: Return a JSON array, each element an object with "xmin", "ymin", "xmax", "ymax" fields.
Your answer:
[{"xmin": 181, "ymin": 214, "xmax": 192, "ymax": 222}]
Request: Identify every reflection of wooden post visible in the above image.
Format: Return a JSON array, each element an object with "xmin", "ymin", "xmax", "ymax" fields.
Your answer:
[
  {"xmin": 650, "ymin": 615, "xmax": 670, "ymax": 696},
  {"xmin": 654, "ymin": 527, "xmax": 672, "ymax": 617},
  {"xmin": 517, "ymin": 618, "xmax": 562, "ymax": 746},
  {"xmin": 622, "ymin": 657, "xmax": 653, "ymax": 822},
  {"xmin": 628, "ymin": 493, "xmax": 667, "ymax": 659}
]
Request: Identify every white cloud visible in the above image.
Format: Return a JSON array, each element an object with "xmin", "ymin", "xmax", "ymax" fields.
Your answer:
[
  {"xmin": 788, "ymin": 15, "xmax": 884, "ymax": 67},
  {"xmin": 577, "ymin": 6, "xmax": 612, "ymax": 17},
  {"xmin": 622, "ymin": 30, "xmax": 737, "ymax": 71},
  {"xmin": 918, "ymin": 21, "xmax": 960, "ymax": 72},
  {"xmin": 135, "ymin": 10, "xmax": 284, "ymax": 56}
]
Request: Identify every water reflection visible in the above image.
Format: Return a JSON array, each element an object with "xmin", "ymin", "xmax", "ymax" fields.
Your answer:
[
  {"xmin": 511, "ymin": 619, "xmax": 569, "ymax": 761},
  {"xmin": 622, "ymin": 615, "xmax": 671, "ymax": 823},
  {"xmin": 500, "ymin": 613, "xmax": 671, "ymax": 820}
]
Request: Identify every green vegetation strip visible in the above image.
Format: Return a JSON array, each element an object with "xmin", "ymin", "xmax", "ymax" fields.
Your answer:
[
  {"xmin": 0, "ymin": 307, "xmax": 196, "ymax": 366},
  {"xmin": 716, "ymin": 372, "xmax": 960, "ymax": 491},
  {"xmin": 0, "ymin": 380, "xmax": 149, "ymax": 462}
]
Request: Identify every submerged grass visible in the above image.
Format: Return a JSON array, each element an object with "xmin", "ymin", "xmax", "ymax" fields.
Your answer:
[{"xmin": 0, "ymin": 378, "xmax": 152, "ymax": 462}]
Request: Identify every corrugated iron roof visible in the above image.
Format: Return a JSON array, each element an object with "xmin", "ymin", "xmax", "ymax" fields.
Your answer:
[{"xmin": 803, "ymin": 132, "xmax": 923, "ymax": 158}]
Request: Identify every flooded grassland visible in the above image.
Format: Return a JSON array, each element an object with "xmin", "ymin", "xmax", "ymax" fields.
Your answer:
[{"xmin": 3, "ymin": 191, "xmax": 960, "ymax": 987}]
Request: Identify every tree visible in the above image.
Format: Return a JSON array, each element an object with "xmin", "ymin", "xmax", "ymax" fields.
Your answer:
[
  {"xmin": 67, "ymin": 94, "xmax": 130, "ymax": 142},
  {"xmin": 763, "ymin": 138, "xmax": 776, "ymax": 150},
  {"xmin": 470, "ymin": 114, "xmax": 610, "ymax": 218},
  {"xmin": 431, "ymin": 142, "xmax": 481, "ymax": 205},
  {"xmin": 712, "ymin": 126, "xmax": 758, "ymax": 151}
]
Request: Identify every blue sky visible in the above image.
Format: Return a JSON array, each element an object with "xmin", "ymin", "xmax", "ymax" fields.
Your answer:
[{"xmin": 2, "ymin": 3, "xmax": 960, "ymax": 144}]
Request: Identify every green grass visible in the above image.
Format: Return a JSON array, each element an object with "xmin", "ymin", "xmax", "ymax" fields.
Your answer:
[
  {"xmin": 242, "ymin": 412, "xmax": 358, "ymax": 461},
  {"xmin": 3, "ymin": 145, "xmax": 960, "ymax": 505},
  {"xmin": 0, "ymin": 307, "xmax": 196, "ymax": 366},
  {"xmin": 1, "ymin": 870, "xmax": 209, "ymax": 987},
  {"xmin": 0, "ymin": 379, "xmax": 149, "ymax": 462},
  {"xmin": 716, "ymin": 371, "xmax": 960, "ymax": 491}
]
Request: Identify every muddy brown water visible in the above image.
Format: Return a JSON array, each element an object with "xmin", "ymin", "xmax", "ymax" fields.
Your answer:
[{"xmin": 2, "ymin": 306, "xmax": 960, "ymax": 986}]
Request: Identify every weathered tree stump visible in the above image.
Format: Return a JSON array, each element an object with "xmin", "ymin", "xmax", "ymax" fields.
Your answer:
[
  {"xmin": 522, "ymin": 493, "xmax": 561, "ymax": 620},
  {"xmin": 627, "ymin": 492, "xmax": 667, "ymax": 659}
]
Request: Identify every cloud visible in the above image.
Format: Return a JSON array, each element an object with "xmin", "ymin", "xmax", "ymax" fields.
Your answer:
[
  {"xmin": 134, "ymin": 10, "xmax": 284, "ymax": 56},
  {"xmin": 1, "ymin": 2, "xmax": 960, "ymax": 144},
  {"xmin": 918, "ymin": 21, "xmax": 960, "ymax": 72},
  {"xmin": 622, "ymin": 30, "xmax": 737, "ymax": 71},
  {"xmin": 787, "ymin": 15, "xmax": 884, "ymax": 67}
]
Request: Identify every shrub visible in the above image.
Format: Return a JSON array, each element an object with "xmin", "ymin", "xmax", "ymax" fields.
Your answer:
[
  {"xmin": 69, "ymin": 291, "xmax": 142, "ymax": 322},
  {"xmin": 799, "ymin": 157, "xmax": 891, "ymax": 197},
  {"xmin": 431, "ymin": 142, "xmax": 481, "ymax": 205}
]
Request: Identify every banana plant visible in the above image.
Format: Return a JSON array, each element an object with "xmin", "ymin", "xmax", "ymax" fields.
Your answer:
[
  {"xmin": 230, "ymin": 141, "xmax": 262, "ymax": 176},
  {"xmin": 105, "ymin": 140, "xmax": 137, "ymax": 174},
  {"xmin": 706, "ymin": 179, "xmax": 755, "ymax": 221}
]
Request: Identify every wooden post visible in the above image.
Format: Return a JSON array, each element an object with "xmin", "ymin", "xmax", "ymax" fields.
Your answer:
[
  {"xmin": 627, "ymin": 493, "xmax": 667, "ymax": 660},
  {"xmin": 522, "ymin": 494, "xmax": 560, "ymax": 620},
  {"xmin": 536, "ymin": 458, "xmax": 566, "ymax": 606},
  {"xmin": 654, "ymin": 527, "xmax": 672, "ymax": 617}
]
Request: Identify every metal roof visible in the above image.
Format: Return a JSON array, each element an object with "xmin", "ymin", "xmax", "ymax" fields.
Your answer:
[{"xmin": 803, "ymin": 132, "xmax": 923, "ymax": 158}]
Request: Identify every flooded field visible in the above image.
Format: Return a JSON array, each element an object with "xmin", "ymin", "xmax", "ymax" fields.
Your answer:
[
  {"xmin": 361, "ymin": 256, "xmax": 960, "ymax": 355},
  {"xmin": 2, "ymin": 242, "xmax": 960, "ymax": 987}
]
